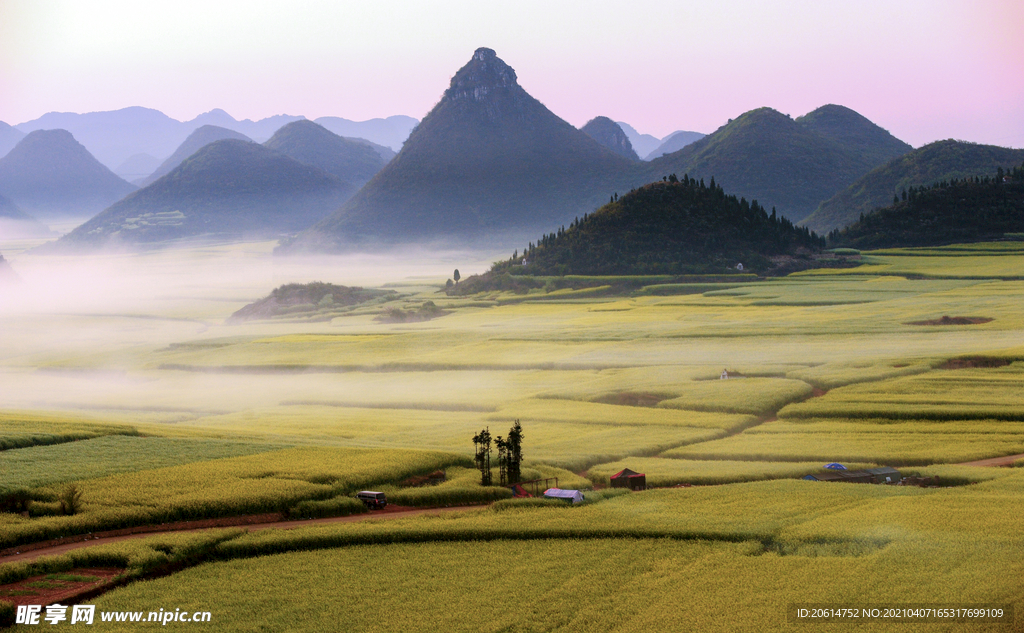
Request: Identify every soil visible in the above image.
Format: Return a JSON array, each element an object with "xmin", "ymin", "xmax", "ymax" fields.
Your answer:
[
  {"xmin": 906, "ymin": 316, "xmax": 994, "ymax": 326},
  {"xmin": 939, "ymin": 357, "xmax": 1012, "ymax": 370},
  {"xmin": 958, "ymin": 453, "xmax": 1024, "ymax": 467},
  {"xmin": 592, "ymin": 392, "xmax": 667, "ymax": 407},
  {"xmin": 0, "ymin": 568, "xmax": 122, "ymax": 608},
  {"xmin": 0, "ymin": 505, "xmax": 486, "ymax": 566}
]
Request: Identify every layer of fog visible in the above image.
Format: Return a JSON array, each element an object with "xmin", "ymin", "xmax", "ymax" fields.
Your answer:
[{"xmin": 0, "ymin": 239, "xmax": 499, "ymax": 316}]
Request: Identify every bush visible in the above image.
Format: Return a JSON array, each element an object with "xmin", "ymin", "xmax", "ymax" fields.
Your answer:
[
  {"xmin": 59, "ymin": 484, "xmax": 84, "ymax": 515},
  {"xmin": 289, "ymin": 496, "xmax": 366, "ymax": 519},
  {"xmin": 0, "ymin": 600, "xmax": 14, "ymax": 628}
]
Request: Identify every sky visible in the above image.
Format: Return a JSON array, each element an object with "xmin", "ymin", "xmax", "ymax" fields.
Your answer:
[{"xmin": 1, "ymin": 0, "xmax": 1022, "ymax": 148}]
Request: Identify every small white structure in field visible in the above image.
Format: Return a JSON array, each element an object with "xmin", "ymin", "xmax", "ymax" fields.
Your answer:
[
  {"xmin": 543, "ymin": 488, "xmax": 585, "ymax": 504},
  {"xmin": 721, "ymin": 369, "xmax": 729, "ymax": 380},
  {"xmin": 736, "ymin": 263, "xmax": 744, "ymax": 271}
]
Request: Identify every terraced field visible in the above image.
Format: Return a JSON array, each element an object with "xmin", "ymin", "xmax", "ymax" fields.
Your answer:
[{"xmin": 2, "ymin": 240, "xmax": 1024, "ymax": 630}]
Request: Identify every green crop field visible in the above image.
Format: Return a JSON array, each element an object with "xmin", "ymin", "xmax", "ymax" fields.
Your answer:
[{"xmin": 2, "ymin": 240, "xmax": 1024, "ymax": 630}]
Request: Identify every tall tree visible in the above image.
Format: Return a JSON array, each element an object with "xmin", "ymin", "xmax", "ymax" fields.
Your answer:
[{"xmin": 472, "ymin": 427, "xmax": 492, "ymax": 486}]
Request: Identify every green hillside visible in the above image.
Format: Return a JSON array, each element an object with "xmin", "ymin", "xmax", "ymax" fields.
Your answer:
[
  {"xmin": 263, "ymin": 120, "xmax": 385, "ymax": 188},
  {"xmin": 55, "ymin": 139, "xmax": 354, "ymax": 248},
  {"xmin": 795, "ymin": 104, "xmax": 911, "ymax": 166},
  {"xmin": 282, "ymin": 48, "xmax": 635, "ymax": 251},
  {"xmin": 137, "ymin": 125, "xmax": 252, "ymax": 186},
  {"xmin": 803, "ymin": 140, "xmax": 1024, "ymax": 233},
  {"xmin": 0, "ymin": 129, "xmax": 136, "ymax": 220},
  {"xmin": 647, "ymin": 107, "xmax": 910, "ymax": 223},
  {"xmin": 580, "ymin": 116, "xmax": 639, "ymax": 161},
  {"xmin": 829, "ymin": 164, "xmax": 1024, "ymax": 249},
  {"xmin": 486, "ymin": 174, "xmax": 824, "ymax": 277}
]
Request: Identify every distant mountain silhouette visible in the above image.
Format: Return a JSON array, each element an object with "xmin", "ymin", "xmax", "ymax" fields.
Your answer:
[
  {"xmin": 54, "ymin": 139, "xmax": 354, "ymax": 248},
  {"xmin": 581, "ymin": 117, "xmax": 639, "ymax": 160},
  {"xmin": 646, "ymin": 106, "xmax": 911, "ymax": 222},
  {"xmin": 185, "ymin": 109, "xmax": 304, "ymax": 143},
  {"xmin": 263, "ymin": 120, "xmax": 385, "ymax": 189},
  {"xmin": 644, "ymin": 130, "xmax": 705, "ymax": 160},
  {"xmin": 829, "ymin": 163, "xmax": 1024, "ymax": 249},
  {"xmin": 136, "ymin": 125, "xmax": 252, "ymax": 187},
  {"xmin": 284, "ymin": 48, "xmax": 634, "ymax": 252},
  {"xmin": 0, "ymin": 130, "xmax": 136, "ymax": 221},
  {"xmin": 114, "ymin": 153, "xmax": 162, "ymax": 181},
  {"xmin": 313, "ymin": 116, "xmax": 419, "ymax": 152},
  {"xmin": 16, "ymin": 107, "xmax": 302, "ymax": 170},
  {"xmin": 803, "ymin": 140, "xmax": 1024, "ymax": 233},
  {"xmin": 615, "ymin": 122, "xmax": 662, "ymax": 159},
  {"xmin": 0, "ymin": 122, "xmax": 25, "ymax": 158},
  {"xmin": 16, "ymin": 107, "xmax": 186, "ymax": 171}
]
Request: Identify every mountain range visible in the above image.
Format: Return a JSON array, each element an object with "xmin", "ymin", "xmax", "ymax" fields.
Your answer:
[
  {"xmin": 644, "ymin": 130, "xmax": 707, "ymax": 160},
  {"xmin": 279, "ymin": 51, "xmax": 922, "ymax": 252},
  {"xmin": 803, "ymin": 140, "xmax": 1024, "ymax": 233},
  {"xmin": 0, "ymin": 129, "xmax": 136, "ymax": 221},
  {"xmin": 136, "ymin": 125, "xmax": 253, "ymax": 187},
  {"xmin": 282, "ymin": 48, "xmax": 636, "ymax": 252},
  {"xmin": 615, "ymin": 122, "xmax": 706, "ymax": 160},
  {"xmin": 13, "ymin": 108, "xmax": 419, "ymax": 175},
  {"xmin": 313, "ymin": 116, "xmax": 418, "ymax": 154},
  {"xmin": 54, "ymin": 139, "xmax": 354, "ymax": 248},
  {"xmin": 646, "ymin": 105, "xmax": 912, "ymax": 223},
  {"xmin": 264, "ymin": 120, "xmax": 386, "ymax": 189}
]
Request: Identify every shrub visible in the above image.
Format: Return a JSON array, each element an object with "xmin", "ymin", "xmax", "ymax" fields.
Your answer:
[
  {"xmin": 59, "ymin": 484, "xmax": 83, "ymax": 515},
  {"xmin": 289, "ymin": 496, "xmax": 366, "ymax": 519}
]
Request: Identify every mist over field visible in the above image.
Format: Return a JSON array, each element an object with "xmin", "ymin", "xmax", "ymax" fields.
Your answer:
[{"xmin": 2, "ymin": 4, "xmax": 1024, "ymax": 629}]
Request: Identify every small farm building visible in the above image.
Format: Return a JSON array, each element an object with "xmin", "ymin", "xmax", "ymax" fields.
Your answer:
[
  {"xmin": 803, "ymin": 472, "xmax": 847, "ymax": 482},
  {"xmin": 804, "ymin": 470, "xmax": 874, "ymax": 484},
  {"xmin": 610, "ymin": 468, "xmax": 647, "ymax": 491},
  {"xmin": 543, "ymin": 488, "xmax": 585, "ymax": 504},
  {"xmin": 864, "ymin": 467, "xmax": 901, "ymax": 484}
]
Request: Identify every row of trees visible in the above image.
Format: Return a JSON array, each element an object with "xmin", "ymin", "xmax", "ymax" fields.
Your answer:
[
  {"xmin": 827, "ymin": 163, "xmax": 1024, "ymax": 249},
  {"xmin": 472, "ymin": 420, "xmax": 523, "ymax": 486}
]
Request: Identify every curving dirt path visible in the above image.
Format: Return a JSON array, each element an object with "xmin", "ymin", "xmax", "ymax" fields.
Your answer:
[
  {"xmin": 0, "ymin": 505, "xmax": 487, "ymax": 565},
  {"xmin": 958, "ymin": 453, "xmax": 1024, "ymax": 467}
]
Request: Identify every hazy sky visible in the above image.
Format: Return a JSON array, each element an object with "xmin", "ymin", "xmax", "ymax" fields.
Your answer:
[{"xmin": 1, "ymin": 0, "xmax": 1022, "ymax": 147}]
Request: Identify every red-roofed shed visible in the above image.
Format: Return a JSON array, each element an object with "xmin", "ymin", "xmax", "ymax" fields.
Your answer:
[{"xmin": 610, "ymin": 468, "xmax": 647, "ymax": 491}]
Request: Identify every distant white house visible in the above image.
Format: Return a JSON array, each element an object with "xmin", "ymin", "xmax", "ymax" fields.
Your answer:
[{"xmin": 721, "ymin": 369, "xmax": 729, "ymax": 380}]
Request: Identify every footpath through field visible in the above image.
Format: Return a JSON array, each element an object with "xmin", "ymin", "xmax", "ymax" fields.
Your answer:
[
  {"xmin": 958, "ymin": 453, "xmax": 1024, "ymax": 467},
  {"xmin": 0, "ymin": 505, "xmax": 487, "ymax": 565}
]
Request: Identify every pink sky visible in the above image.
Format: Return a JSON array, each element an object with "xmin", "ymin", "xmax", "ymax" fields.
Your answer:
[{"xmin": 1, "ymin": 0, "xmax": 1021, "ymax": 147}]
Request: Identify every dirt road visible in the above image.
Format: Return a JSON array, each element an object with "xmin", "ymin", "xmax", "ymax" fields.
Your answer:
[
  {"xmin": 958, "ymin": 453, "xmax": 1024, "ymax": 467},
  {"xmin": 0, "ymin": 505, "xmax": 486, "ymax": 565}
]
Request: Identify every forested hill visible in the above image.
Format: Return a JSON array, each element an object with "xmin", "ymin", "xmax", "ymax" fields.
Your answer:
[
  {"xmin": 829, "ymin": 164, "xmax": 1024, "ymax": 250},
  {"xmin": 492, "ymin": 175, "xmax": 824, "ymax": 276}
]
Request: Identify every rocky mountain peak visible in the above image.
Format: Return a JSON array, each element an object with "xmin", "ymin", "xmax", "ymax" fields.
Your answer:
[{"xmin": 445, "ymin": 48, "xmax": 520, "ymax": 102}]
